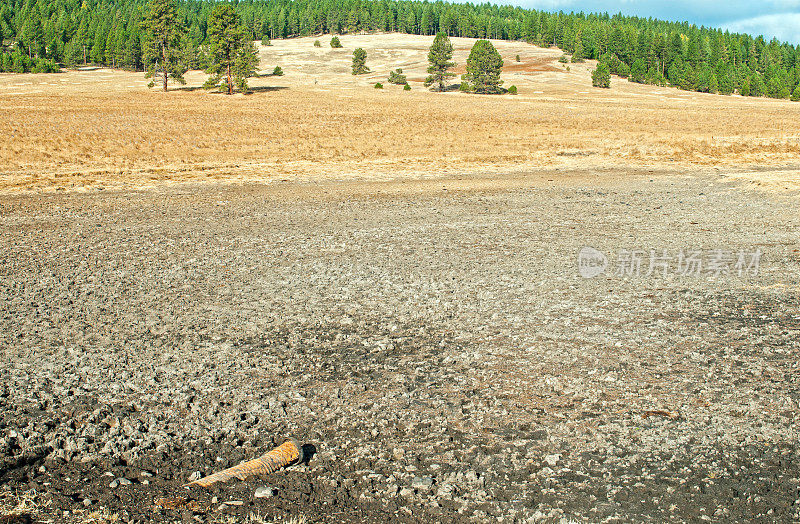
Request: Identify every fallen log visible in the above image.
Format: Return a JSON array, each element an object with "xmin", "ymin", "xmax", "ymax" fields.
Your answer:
[{"xmin": 186, "ymin": 438, "xmax": 304, "ymax": 488}]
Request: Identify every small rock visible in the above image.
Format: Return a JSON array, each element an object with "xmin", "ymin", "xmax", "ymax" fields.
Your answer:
[
  {"xmin": 254, "ymin": 486, "xmax": 273, "ymax": 499},
  {"xmin": 80, "ymin": 454, "xmax": 99, "ymax": 464},
  {"xmin": 411, "ymin": 476, "xmax": 434, "ymax": 490},
  {"xmin": 544, "ymin": 454, "xmax": 561, "ymax": 467},
  {"xmin": 188, "ymin": 471, "xmax": 202, "ymax": 481}
]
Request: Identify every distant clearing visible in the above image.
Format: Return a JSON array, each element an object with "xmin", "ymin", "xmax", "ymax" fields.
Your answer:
[{"xmin": 1, "ymin": 33, "xmax": 798, "ymax": 193}]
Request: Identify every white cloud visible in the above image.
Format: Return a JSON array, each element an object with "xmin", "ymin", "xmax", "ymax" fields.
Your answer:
[{"xmin": 722, "ymin": 12, "xmax": 800, "ymax": 43}]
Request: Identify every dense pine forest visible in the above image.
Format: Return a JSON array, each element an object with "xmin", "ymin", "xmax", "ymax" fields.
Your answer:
[{"xmin": 1, "ymin": 0, "xmax": 800, "ymax": 100}]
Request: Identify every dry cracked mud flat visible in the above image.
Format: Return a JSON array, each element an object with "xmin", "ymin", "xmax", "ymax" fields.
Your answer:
[{"xmin": 0, "ymin": 168, "xmax": 799, "ymax": 523}]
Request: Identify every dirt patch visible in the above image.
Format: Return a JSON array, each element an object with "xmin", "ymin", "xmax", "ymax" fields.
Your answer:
[
  {"xmin": 1, "ymin": 171, "xmax": 798, "ymax": 522},
  {"xmin": 488, "ymin": 57, "xmax": 562, "ymax": 74}
]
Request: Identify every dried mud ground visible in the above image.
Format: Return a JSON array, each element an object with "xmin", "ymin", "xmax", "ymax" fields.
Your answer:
[{"xmin": 1, "ymin": 168, "xmax": 799, "ymax": 523}]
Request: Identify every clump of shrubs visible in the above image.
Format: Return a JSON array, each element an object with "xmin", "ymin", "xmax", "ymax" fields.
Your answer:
[
  {"xmin": 330, "ymin": 36, "xmax": 342, "ymax": 48},
  {"xmin": 558, "ymin": 55, "xmax": 569, "ymax": 63},
  {"xmin": 314, "ymin": 40, "xmax": 321, "ymax": 47},
  {"xmin": 403, "ymin": 83, "xmax": 411, "ymax": 91},
  {"xmin": 515, "ymin": 54, "xmax": 521, "ymax": 62},
  {"xmin": 374, "ymin": 82, "xmax": 383, "ymax": 89},
  {"xmin": 459, "ymin": 81, "xmax": 471, "ymax": 92},
  {"xmin": 261, "ymin": 36, "xmax": 271, "ymax": 46},
  {"xmin": 388, "ymin": 68, "xmax": 407, "ymax": 85},
  {"xmin": 272, "ymin": 66, "xmax": 284, "ymax": 76},
  {"xmin": 507, "ymin": 85, "xmax": 517, "ymax": 94}
]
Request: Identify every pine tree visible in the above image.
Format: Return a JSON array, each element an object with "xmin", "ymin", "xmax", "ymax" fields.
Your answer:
[
  {"xmin": 750, "ymin": 73, "xmax": 765, "ymax": 96},
  {"xmin": 462, "ymin": 39, "xmax": 503, "ymax": 93},
  {"xmin": 629, "ymin": 58, "xmax": 646, "ymax": 83},
  {"xmin": 667, "ymin": 58, "xmax": 685, "ymax": 87},
  {"xmin": 739, "ymin": 75, "xmax": 751, "ymax": 96},
  {"xmin": 22, "ymin": 16, "xmax": 44, "ymax": 59},
  {"xmin": 697, "ymin": 65, "xmax": 713, "ymax": 92},
  {"xmin": 709, "ymin": 74, "xmax": 719, "ymax": 94},
  {"xmin": 571, "ymin": 36, "xmax": 584, "ymax": 62},
  {"xmin": 91, "ymin": 30, "xmax": 105, "ymax": 64},
  {"xmin": 351, "ymin": 47, "xmax": 369, "ymax": 74},
  {"xmin": 330, "ymin": 36, "xmax": 342, "ymax": 48},
  {"xmin": 424, "ymin": 32, "xmax": 455, "ymax": 91},
  {"xmin": 767, "ymin": 75, "xmax": 790, "ymax": 99},
  {"xmin": 124, "ymin": 32, "xmax": 141, "ymax": 70},
  {"xmin": 205, "ymin": 4, "xmax": 258, "ymax": 94},
  {"xmin": 233, "ymin": 42, "xmax": 259, "ymax": 92},
  {"xmin": 791, "ymin": 85, "xmax": 800, "ymax": 101},
  {"xmin": 592, "ymin": 61, "xmax": 610, "ymax": 88},
  {"xmin": 141, "ymin": 0, "xmax": 186, "ymax": 91},
  {"xmin": 76, "ymin": 20, "xmax": 90, "ymax": 65},
  {"xmin": 669, "ymin": 32, "xmax": 684, "ymax": 65}
]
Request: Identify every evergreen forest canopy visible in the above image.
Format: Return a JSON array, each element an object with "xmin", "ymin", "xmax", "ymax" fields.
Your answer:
[{"xmin": 1, "ymin": 0, "xmax": 800, "ymax": 100}]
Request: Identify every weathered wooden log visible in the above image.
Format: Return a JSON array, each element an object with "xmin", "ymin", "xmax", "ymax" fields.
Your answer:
[{"xmin": 186, "ymin": 438, "xmax": 304, "ymax": 488}]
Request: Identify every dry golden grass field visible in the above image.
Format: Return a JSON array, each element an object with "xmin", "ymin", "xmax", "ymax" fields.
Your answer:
[{"xmin": 0, "ymin": 32, "xmax": 799, "ymax": 193}]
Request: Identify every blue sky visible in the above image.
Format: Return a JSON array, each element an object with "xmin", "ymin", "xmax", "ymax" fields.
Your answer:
[{"xmin": 503, "ymin": 1, "xmax": 800, "ymax": 44}]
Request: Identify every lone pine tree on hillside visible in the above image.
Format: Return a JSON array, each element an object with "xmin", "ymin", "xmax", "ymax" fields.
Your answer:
[
  {"xmin": 424, "ymin": 32, "xmax": 455, "ymax": 91},
  {"xmin": 205, "ymin": 4, "xmax": 259, "ymax": 94},
  {"xmin": 351, "ymin": 47, "xmax": 369, "ymax": 74},
  {"xmin": 592, "ymin": 62, "xmax": 611, "ymax": 88},
  {"xmin": 142, "ymin": 0, "xmax": 187, "ymax": 91},
  {"xmin": 462, "ymin": 39, "xmax": 503, "ymax": 94}
]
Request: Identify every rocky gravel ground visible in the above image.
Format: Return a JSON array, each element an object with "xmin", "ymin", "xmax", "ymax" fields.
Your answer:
[{"xmin": 0, "ymin": 168, "xmax": 799, "ymax": 523}]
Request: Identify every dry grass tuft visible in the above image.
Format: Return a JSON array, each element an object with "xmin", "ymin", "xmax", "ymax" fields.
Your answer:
[
  {"xmin": 72, "ymin": 508, "xmax": 121, "ymax": 523},
  {"xmin": 0, "ymin": 488, "xmax": 49, "ymax": 521},
  {"xmin": 215, "ymin": 513, "xmax": 307, "ymax": 524}
]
